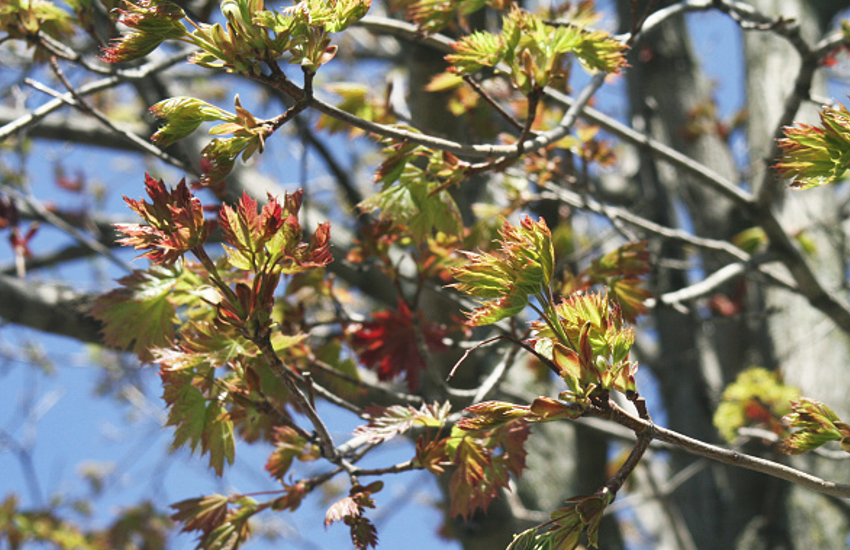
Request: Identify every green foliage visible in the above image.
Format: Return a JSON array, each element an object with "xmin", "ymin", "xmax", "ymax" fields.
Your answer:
[
  {"xmin": 0, "ymin": 495, "xmax": 171, "ymax": 550},
  {"xmin": 782, "ymin": 398, "xmax": 850, "ymax": 454},
  {"xmin": 360, "ymin": 142, "xmax": 464, "ymax": 241},
  {"xmin": 713, "ymin": 367, "xmax": 799, "ymax": 443},
  {"xmin": 533, "ymin": 291, "xmax": 639, "ymax": 402},
  {"xmin": 353, "ymin": 402, "xmax": 452, "ymax": 444},
  {"xmin": 100, "ymin": 0, "xmax": 187, "ymax": 63},
  {"xmin": 171, "ymin": 494, "xmax": 257, "ymax": 550},
  {"xmin": 90, "ymin": 264, "xmax": 200, "ymax": 361},
  {"xmin": 265, "ymin": 426, "xmax": 320, "ymax": 480},
  {"xmin": 161, "ymin": 369, "xmax": 236, "ymax": 475},
  {"xmin": 775, "ymin": 102, "xmax": 850, "ymax": 189},
  {"xmin": 452, "ymin": 215, "xmax": 554, "ymax": 326},
  {"xmin": 445, "ymin": 7, "xmax": 626, "ymax": 95}
]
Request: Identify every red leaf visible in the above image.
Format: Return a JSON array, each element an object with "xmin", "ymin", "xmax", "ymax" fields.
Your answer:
[
  {"xmin": 349, "ymin": 300, "xmax": 446, "ymax": 391},
  {"xmin": 117, "ymin": 174, "xmax": 212, "ymax": 265}
]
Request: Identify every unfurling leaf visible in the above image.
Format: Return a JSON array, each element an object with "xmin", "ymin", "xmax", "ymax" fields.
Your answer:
[
  {"xmin": 101, "ymin": 0, "xmax": 187, "ymax": 63},
  {"xmin": 451, "ymin": 216, "xmax": 554, "ymax": 326},
  {"xmin": 325, "ymin": 482, "xmax": 383, "ymax": 550},
  {"xmin": 150, "ymin": 97, "xmax": 238, "ymax": 147},
  {"xmin": 782, "ymin": 397, "xmax": 850, "ymax": 454},
  {"xmin": 775, "ymin": 102, "xmax": 850, "ymax": 189},
  {"xmin": 116, "ymin": 173, "xmax": 213, "ymax": 265},
  {"xmin": 218, "ymin": 190, "xmax": 332, "ymax": 274},
  {"xmin": 171, "ymin": 494, "xmax": 256, "ymax": 550},
  {"xmin": 548, "ymin": 488, "xmax": 615, "ymax": 549},
  {"xmin": 265, "ymin": 426, "xmax": 319, "ymax": 480},
  {"xmin": 353, "ymin": 402, "xmax": 451, "ymax": 444}
]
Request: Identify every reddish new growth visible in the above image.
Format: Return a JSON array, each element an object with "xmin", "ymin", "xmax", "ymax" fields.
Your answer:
[
  {"xmin": 116, "ymin": 173, "xmax": 213, "ymax": 264},
  {"xmin": 350, "ymin": 300, "xmax": 446, "ymax": 391},
  {"xmin": 100, "ymin": 0, "xmax": 186, "ymax": 63},
  {"xmin": 218, "ymin": 190, "xmax": 333, "ymax": 274}
]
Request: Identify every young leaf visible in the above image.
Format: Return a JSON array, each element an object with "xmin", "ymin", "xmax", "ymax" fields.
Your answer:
[
  {"xmin": 150, "ymin": 97, "xmax": 238, "ymax": 147},
  {"xmin": 101, "ymin": 0, "xmax": 187, "ymax": 63},
  {"xmin": 265, "ymin": 426, "xmax": 319, "ymax": 480},
  {"xmin": 775, "ymin": 102, "xmax": 850, "ymax": 189},
  {"xmin": 445, "ymin": 31, "xmax": 505, "ymax": 76},
  {"xmin": 353, "ymin": 402, "xmax": 452, "ymax": 444},
  {"xmin": 451, "ymin": 216, "xmax": 554, "ymax": 326},
  {"xmin": 548, "ymin": 488, "xmax": 615, "ymax": 549},
  {"xmin": 161, "ymin": 369, "xmax": 236, "ymax": 475},
  {"xmin": 116, "ymin": 173, "xmax": 213, "ymax": 265},
  {"xmin": 90, "ymin": 266, "xmax": 190, "ymax": 361},
  {"xmin": 349, "ymin": 300, "xmax": 446, "ymax": 391},
  {"xmin": 782, "ymin": 398, "xmax": 850, "ymax": 454},
  {"xmin": 325, "ymin": 483, "xmax": 383, "ymax": 550},
  {"xmin": 447, "ymin": 421, "xmax": 530, "ymax": 519}
]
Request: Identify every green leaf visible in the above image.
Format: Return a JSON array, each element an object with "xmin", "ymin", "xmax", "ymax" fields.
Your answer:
[
  {"xmin": 446, "ymin": 31, "xmax": 505, "ymax": 76},
  {"xmin": 447, "ymin": 421, "xmax": 529, "ymax": 519},
  {"xmin": 451, "ymin": 216, "xmax": 554, "ymax": 326},
  {"xmin": 360, "ymin": 147, "xmax": 463, "ymax": 241},
  {"xmin": 101, "ymin": 0, "xmax": 187, "ymax": 63},
  {"xmin": 150, "ymin": 97, "xmax": 237, "ymax": 147},
  {"xmin": 776, "ymin": 102, "xmax": 850, "ymax": 189},
  {"xmin": 162, "ymin": 370, "xmax": 236, "ymax": 475},
  {"xmin": 90, "ymin": 266, "xmax": 188, "ymax": 361},
  {"xmin": 782, "ymin": 397, "xmax": 850, "ymax": 454}
]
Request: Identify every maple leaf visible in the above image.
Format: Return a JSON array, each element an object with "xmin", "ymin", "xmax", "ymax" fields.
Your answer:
[
  {"xmin": 219, "ymin": 190, "xmax": 332, "ymax": 274},
  {"xmin": 447, "ymin": 421, "xmax": 530, "ymax": 519},
  {"xmin": 116, "ymin": 174, "xmax": 213, "ymax": 265},
  {"xmin": 446, "ymin": 30, "xmax": 505, "ymax": 76},
  {"xmin": 171, "ymin": 494, "xmax": 230, "ymax": 537},
  {"xmin": 90, "ymin": 266, "xmax": 198, "ymax": 360},
  {"xmin": 451, "ymin": 216, "xmax": 554, "ymax": 326},
  {"xmin": 161, "ymin": 369, "xmax": 236, "ymax": 475},
  {"xmin": 353, "ymin": 402, "xmax": 451, "ymax": 444},
  {"xmin": 349, "ymin": 300, "xmax": 446, "ymax": 391},
  {"xmin": 325, "ymin": 482, "xmax": 383, "ymax": 550},
  {"xmin": 101, "ymin": 0, "xmax": 187, "ymax": 63}
]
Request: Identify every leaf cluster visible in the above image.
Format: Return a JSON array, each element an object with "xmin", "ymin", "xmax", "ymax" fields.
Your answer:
[
  {"xmin": 360, "ymin": 141, "xmax": 464, "ymax": 242},
  {"xmin": 782, "ymin": 398, "xmax": 850, "ymax": 454},
  {"xmin": 775, "ymin": 101, "xmax": 850, "ymax": 189},
  {"xmin": 445, "ymin": 7, "xmax": 626, "ymax": 95}
]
